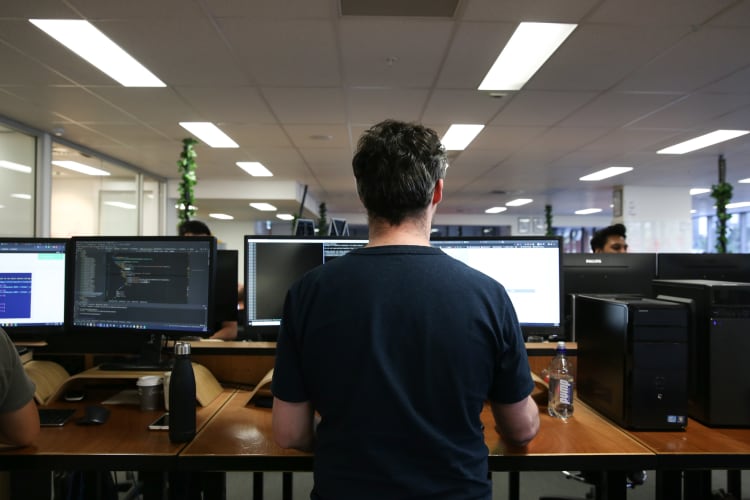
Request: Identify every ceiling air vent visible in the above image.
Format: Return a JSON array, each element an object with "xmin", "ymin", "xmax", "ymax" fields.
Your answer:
[{"xmin": 340, "ymin": 0, "xmax": 459, "ymax": 18}]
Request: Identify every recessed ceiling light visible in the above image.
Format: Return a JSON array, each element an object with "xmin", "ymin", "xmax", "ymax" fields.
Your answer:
[
  {"xmin": 485, "ymin": 206, "xmax": 507, "ymax": 214},
  {"xmin": 249, "ymin": 202, "xmax": 277, "ymax": 211},
  {"xmin": 739, "ymin": 178, "xmax": 750, "ymax": 184},
  {"xmin": 506, "ymin": 198, "xmax": 533, "ymax": 207},
  {"xmin": 209, "ymin": 213, "xmax": 234, "ymax": 220},
  {"xmin": 574, "ymin": 208, "xmax": 602, "ymax": 215},
  {"xmin": 579, "ymin": 166, "xmax": 632, "ymax": 181},
  {"xmin": 11, "ymin": 193, "xmax": 32, "ymax": 200},
  {"xmin": 726, "ymin": 201, "xmax": 750, "ymax": 209},
  {"xmin": 276, "ymin": 213, "xmax": 295, "ymax": 221},
  {"xmin": 52, "ymin": 160, "xmax": 110, "ymax": 176},
  {"xmin": 175, "ymin": 203, "xmax": 198, "ymax": 211},
  {"xmin": 236, "ymin": 162, "xmax": 273, "ymax": 177},
  {"xmin": 0, "ymin": 160, "xmax": 32, "ymax": 173},
  {"xmin": 103, "ymin": 201, "xmax": 136, "ymax": 209},
  {"xmin": 690, "ymin": 188, "xmax": 710, "ymax": 195},
  {"xmin": 441, "ymin": 124, "xmax": 484, "ymax": 150},
  {"xmin": 29, "ymin": 19, "xmax": 165, "ymax": 87},
  {"xmin": 478, "ymin": 22, "xmax": 577, "ymax": 91},
  {"xmin": 179, "ymin": 122, "xmax": 239, "ymax": 148},
  {"xmin": 657, "ymin": 130, "xmax": 750, "ymax": 155}
]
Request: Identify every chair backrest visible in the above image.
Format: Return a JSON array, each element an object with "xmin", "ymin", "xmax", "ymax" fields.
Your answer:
[{"xmin": 24, "ymin": 360, "xmax": 70, "ymax": 406}]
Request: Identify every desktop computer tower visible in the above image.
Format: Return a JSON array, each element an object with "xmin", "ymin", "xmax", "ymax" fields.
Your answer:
[
  {"xmin": 653, "ymin": 279, "xmax": 750, "ymax": 427},
  {"xmin": 576, "ymin": 294, "xmax": 688, "ymax": 430}
]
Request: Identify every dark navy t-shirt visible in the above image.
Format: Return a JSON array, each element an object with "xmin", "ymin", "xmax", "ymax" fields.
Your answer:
[{"xmin": 273, "ymin": 245, "xmax": 534, "ymax": 500}]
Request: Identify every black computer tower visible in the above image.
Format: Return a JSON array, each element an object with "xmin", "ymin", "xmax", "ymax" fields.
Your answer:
[
  {"xmin": 653, "ymin": 279, "xmax": 750, "ymax": 427},
  {"xmin": 576, "ymin": 294, "xmax": 688, "ymax": 430}
]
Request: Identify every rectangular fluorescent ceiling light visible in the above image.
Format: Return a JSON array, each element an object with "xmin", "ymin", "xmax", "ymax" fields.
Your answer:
[
  {"xmin": 29, "ymin": 19, "xmax": 165, "ymax": 87},
  {"xmin": 657, "ymin": 130, "xmax": 750, "ymax": 155},
  {"xmin": 478, "ymin": 22, "xmax": 577, "ymax": 91},
  {"xmin": 441, "ymin": 124, "xmax": 484, "ymax": 150},
  {"xmin": 506, "ymin": 198, "xmax": 533, "ymax": 207},
  {"xmin": 11, "ymin": 193, "xmax": 32, "ymax": 200},
  {"xmin": 690, "ymin": 188, "xmax": 710, "ymax": 195},
  {"xmin": 209, "ymin": 213, "xmax": 234, "ymax": 220},
  {"xmin": 249, "ymin": 202, "xmax": 277, "ymax": 211},
  {"xmin": 179, "ymin": 122, "xmax": 239, "ymax": 148},
  {"xmin": 52, "ymin": 160, "xmax": 110, "ymax": 176},
  {"xmin": 485, "ymin": 206, "xmax": 507, "ymax": 214},
  {"xmin": 0, "ymin": 160, "xmax": 32, "ymax": 173},
  {"xmin": 575, "ymin": 208, "xmax": 602, "ymax": 215},
  {"xmin": 726, "ymin": 201, "xmax": 750, "ymax": 209},
  {"xmin": 236, "ymin": 162, "xmax": 273, "ymax": 177},
  {"xmin": 580, "ymin": 166, "xmax": 632, "ymax": 181},
  {"xmin": 276, "ymin": 213, "xmax": 295, "ymax": 221},
  {"xmin": 739, "ymin": 178, "xmax": 750, "ymax": 183}
]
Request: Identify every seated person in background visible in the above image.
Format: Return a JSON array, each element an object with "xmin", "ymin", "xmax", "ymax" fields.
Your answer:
[
  {"xmin": 0, "ymin": 327, "xmax": 39, "ymax": 447},
  {"xmin": 178, "ymin": 219, "xmax": 238, "ymax": 340},
  {"xmin": 272, "ymin": 120, "xmax": 539, "ymax": 499},
  {"xmin": 590, "ymin": 223, "xmax": 628, "ymax": 253}
]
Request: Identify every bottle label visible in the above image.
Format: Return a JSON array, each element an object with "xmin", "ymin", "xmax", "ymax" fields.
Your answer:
[{"xmin": 559, "ymin": 379, "xmax": 573, "ymax": 405}]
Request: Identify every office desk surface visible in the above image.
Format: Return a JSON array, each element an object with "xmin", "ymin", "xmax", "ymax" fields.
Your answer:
[
  {"xmin": 0, "ymin": 388, "xmax": 235, "ymax": 470},
  {"xmin": 630, "ymin": 419, "xmax": 750, "ymax": 469},
  {"xmin": 179, "ymin": 391, "xmax": 653, "ymax": 473}
]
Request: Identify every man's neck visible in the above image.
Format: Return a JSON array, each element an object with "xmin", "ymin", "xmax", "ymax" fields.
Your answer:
[{"xmin": 367, "ymin": 215, "xmax": 432, "ymax": 247}]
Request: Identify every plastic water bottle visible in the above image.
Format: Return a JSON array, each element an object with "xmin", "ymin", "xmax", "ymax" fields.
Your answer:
[
  {"xmin": 169, "ymin": 341, "xmax": 196, "ymax": 443},
  {"xmin": 548, "ymin": 341, "xmax": 574, "ymax": 419}
]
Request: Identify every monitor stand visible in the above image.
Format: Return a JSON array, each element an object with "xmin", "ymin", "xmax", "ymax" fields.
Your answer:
[{"xmin": 99, "ymin": 334, "xmax": 174, "ymax": 371}]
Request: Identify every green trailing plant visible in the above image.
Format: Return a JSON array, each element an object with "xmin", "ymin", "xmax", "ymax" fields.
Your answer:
[
  {"xmin": 177, "ymin": 138, "xmax": 199, "ymax": 226},
  {"xmin": 544, "ymin": 204, "xmax": 554, "ymax": 237},
  {"xmin": 711, "ymin": 154, "xmax": 732, "ymax": 253},
  {"xmin": 317, "ymin": 202, "xmax": 329, "ymax": 236}
]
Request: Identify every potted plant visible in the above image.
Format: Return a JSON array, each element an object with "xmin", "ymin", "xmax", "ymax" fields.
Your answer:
[
  {"xmin": 710, "ymin": 154, "xmax": 732, "ymax": 253},
  {"xmin": 544, "ymin": 204, "xmax": 554, "ymax": 237},
  {"xmin": 177, "ymin": 138, "xmax": 199, "ymax": 226}
]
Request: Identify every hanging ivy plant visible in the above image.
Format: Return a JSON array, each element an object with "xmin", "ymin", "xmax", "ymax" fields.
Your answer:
[
  {"xmin": 177, "ymin": 138, "xmax": 199, "ymax": 226},
  {"xmin": 544, "ymin": 204, "xmax": 554, "ymax": 237},
  {"xmin": 711, "ymin": 154, "xmax": 732, "ymax": 254},
  {"xmin": 317, "ymin": 202, "xmax": 329, "ymax": 236}
]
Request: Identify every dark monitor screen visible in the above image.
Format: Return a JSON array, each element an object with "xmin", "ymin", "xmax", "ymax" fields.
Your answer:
[
  {"xmin": 244, "ymin": 236, "xmax": 368, "ymax": 340},
  {"xmin": 562, "ymin": 253, "xmax": 658, "ymax": 297},
  {"xmin": 0, "ymin": 238, "xmax": 68, "ymax": 337},
  {"xmin": 67, "ymin": 236, "xmax": 216, "ymax": 336},
  {"xmin": 656, "ymin": 253, "xmax": 750, "ymax": 282},
  {"xmin": 430, "ymin": 236, "xmax": 564, "ymax": 340},
  {"xmin": 215, "ymin": 249, "xmax": 239, "ymax": 330}
]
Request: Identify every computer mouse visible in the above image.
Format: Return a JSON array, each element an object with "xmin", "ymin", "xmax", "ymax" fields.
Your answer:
[{"xmin": 76, "ymin": 405, "xmax": 111, "ymax": 425}]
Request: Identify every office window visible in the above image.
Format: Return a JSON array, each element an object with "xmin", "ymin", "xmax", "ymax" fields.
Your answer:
[{"xmin": 0, "ymin": 125, "xmax": 36, "ymax": 236}]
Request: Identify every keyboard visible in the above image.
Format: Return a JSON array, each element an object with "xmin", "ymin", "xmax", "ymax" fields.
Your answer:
[{"xmin": 98, "ymin": 361, "xmax": 173, "ymax": 372}]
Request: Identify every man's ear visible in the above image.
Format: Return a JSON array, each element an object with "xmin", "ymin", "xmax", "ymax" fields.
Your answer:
[{"xmin": 432, "ymin": 179, "xmax": 444, "ymax": 205}]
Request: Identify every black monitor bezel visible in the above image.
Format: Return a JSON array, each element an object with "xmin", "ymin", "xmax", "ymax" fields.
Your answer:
[
  {"xmin": 656, "ymin": 253, "xmax": 750, "ymax": 282},
  {"xmin": 65, "ymin": 235, "xmax": 217, "ymax": 338},
  {"xmin": 429, "ymin": 235, "xmax": 564, "ymax": 340},
  {"xmin": 0, "ymin": 237, "xmax": 69, "ymax": 339},
  {"xmin": 242, "ymin": 235, "xmax": 369, "ymax": 340}
]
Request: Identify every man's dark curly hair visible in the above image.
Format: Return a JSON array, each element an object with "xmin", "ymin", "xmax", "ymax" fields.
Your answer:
[
  {"xmin": 352, "ymin": 120, "xmax": 448, "ymax": 225},
  {"xmin": 590, "ymin": 223, "xmax": 626, "ymax": 252},
  {"xmin": 178, "ymin": 220, "xmax": 211, "ymax": 236}
]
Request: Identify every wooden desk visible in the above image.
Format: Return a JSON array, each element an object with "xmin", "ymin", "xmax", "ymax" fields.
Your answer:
[{"xmin": 630, "ymin": 420, "xmax": 750, "ymax": 499}]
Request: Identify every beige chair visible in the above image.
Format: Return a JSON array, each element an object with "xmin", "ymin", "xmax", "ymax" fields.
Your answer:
[{"xmin": 23, "ymin": 360, "xmax": 70, "ymax": 406}]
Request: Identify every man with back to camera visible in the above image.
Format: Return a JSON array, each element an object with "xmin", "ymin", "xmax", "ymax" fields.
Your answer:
[
  {"xmin": 0, "ymin": 327, "xmax": 40, "ymax": 447},
  {"xmin": 590, "ymin": 223, "xmax": 628, "ymax": 253},
  {"xmin": 272, "ymin": 119, "xmax": 540, "ymax": 499},
  {"xmin": 178, "ymin": 220, "xmax": 239, "ymax": 340}
]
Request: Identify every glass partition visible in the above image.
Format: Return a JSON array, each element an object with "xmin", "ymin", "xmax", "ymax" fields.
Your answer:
[{"xmin": 0, "ymin": 125, "xmax": 36, "ymax": 236}]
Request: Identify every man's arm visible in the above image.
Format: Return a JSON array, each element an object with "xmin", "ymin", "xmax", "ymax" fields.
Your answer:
[
  {"xmin": 209, "ymin": 320, "xmax": 238, "ymax": 340},
  {"xmin": 272, "ymin": 397, "xmax": 317, "ymax": 452},
  {"xmin": 490, "ymin": 395, "xmax": 540, "ymax": 448},
  {"xmin": 0, "ymin": 399, "xmax": 40, "ymax": 447}
]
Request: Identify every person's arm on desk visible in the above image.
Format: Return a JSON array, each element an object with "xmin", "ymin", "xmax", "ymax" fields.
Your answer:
[
  {"xmin": 0, "ymin": 327, "xmax": 40, "ymax": 447},
  {"xmin": 490, "ymin": 396, "xmax": 540, "ymax": 448},
  {"xmin": 272, "ymin": 398, "xmax": 318, "ymax": 451},
  {"xmin": 209, "ymin": 320, "xmax": 238, "ymax": 340}
]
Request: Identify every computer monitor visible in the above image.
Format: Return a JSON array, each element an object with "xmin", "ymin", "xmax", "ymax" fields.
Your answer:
[
  {"xmin": 66, "ymin": 236, "xmax": 216, "ymax": 338},
  {"xmin": 244, "ymin": 236, "xmax": 368, "ymax": 340},
  {"xmin": 0, "ymin": 238, "xmax": 68, "ymax": 338},
  {"xmin": 430, "ymin": 236, "xmax": 564, "ymax": 340},
  {"xmin": 214, "ymin": 249, "xmax": 239, "ymax": 333},
  {"xmin": 656, "ymin": 253, "xmax": 750, "ymax": 282}
]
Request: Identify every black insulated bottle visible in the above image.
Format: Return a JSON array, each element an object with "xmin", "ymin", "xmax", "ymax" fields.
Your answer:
[{"xmin": 168, "ymin": 341, "xmax": 196, "ymax": 443}]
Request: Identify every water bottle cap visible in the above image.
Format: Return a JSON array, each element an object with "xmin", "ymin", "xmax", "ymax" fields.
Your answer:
[
  {"xmin": 556, "ymin": 341, "xmax": 566, "ymax": 350},
  {"xmin": 174, "ymin": 341, "xmax": 191, "ymax": 356}
]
